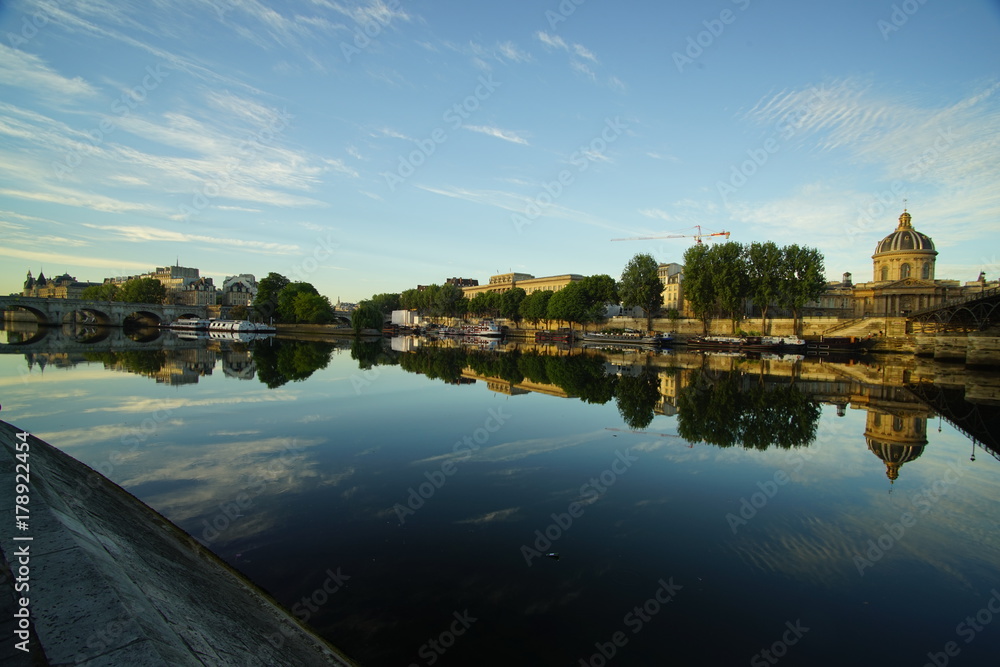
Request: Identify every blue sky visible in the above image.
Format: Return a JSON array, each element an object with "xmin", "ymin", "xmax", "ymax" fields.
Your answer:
[{"xmin": 1, "ymin": 0, "xmax": 998, "ymax": 302}]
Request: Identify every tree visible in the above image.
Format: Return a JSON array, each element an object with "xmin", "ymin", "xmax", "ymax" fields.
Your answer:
[
  {"xmin": 276, "ymin": 282, "xmax": 320, "ymax": 323},
  {"xmin": 546, "ymin": 282, "xmax": 588, "ymax": 330},
  {"xmin": 710, "ymin": 242, "xmax": 749, "ymax": 334},
  {"xmin": 619, "ymin": 253, "xmax": 663, "ymax": 333},
  {"xmin": 253, "ymin": 272, "xmax": 290, "ymax": 321},
  {"xmin": 368, "ymin": 293, "xmax": 401, "ymax": 316},
  {"xmin": 352, "ymin": 302, "xmax": 384, "ymax": 333},
  {"xmin": 779, "ymin": 245, "xmax": 827, "ymax": 334},
  {"xmin": 228, "ymin": 304, "xmax": 249, "ymax": 320},
  {"xmin": 519, "ymin": 289, "xmax": 553, "ymax": 327},
  {"xmin": 434, "ymin": 283, "xmax": 466, "ymax": 318},
  {"xmin": 118, "ymin": 277, "xmax": 166, "ymax": 304},
  {"xmin": 293, "ymin": 293, "xmax": 335, "ymax": 324},
  {"xmin": 499, "ymin": 287, "xmax": 526, "ymax": 324},
  {"xmin": 682, "ymin": 244, "xmax": 717, "ymax": 334},
  {"xmin": 746, "ymin": 241, "xmax": 783, "ymax": 333},
  {"xmin": 81, "ymin": 282, "xmax": 119, "ymax": 301}
]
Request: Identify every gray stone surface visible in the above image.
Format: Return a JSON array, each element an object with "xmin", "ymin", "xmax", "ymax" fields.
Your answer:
[{"xmin": 0, "ymin": 420, "xmax": 356, "ymax": 666}]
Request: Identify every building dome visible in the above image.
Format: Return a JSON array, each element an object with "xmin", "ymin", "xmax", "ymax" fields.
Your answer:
[
  {"xmin": 874, "ymin": 211, "xmax": 936, "ymax": 255},
  {"xmin": 872, "ymin": 211, "xmax": 938, "ymax": 282}
]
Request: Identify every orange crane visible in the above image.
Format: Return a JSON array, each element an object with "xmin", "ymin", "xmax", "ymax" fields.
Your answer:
[{"xmin": 611, "ymin": 225, "xmax": 731, "ymax": 244}]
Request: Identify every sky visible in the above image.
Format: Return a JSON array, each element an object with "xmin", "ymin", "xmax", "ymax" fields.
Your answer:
[{"xmin": 1, "ymin": 0, "xmax": 998, "ymax": 302}]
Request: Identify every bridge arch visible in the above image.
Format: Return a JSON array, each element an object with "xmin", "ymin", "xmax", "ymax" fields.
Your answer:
[
  {"xmin": 5, "ymin": 303, "xmax": 51, "ymax": 326},
  {"xmin": 60, "ymin": 307, "xmax": 114, "ymax": 326},
  {"xmin": 123, "ymin": 310, "xmax": 164, "ymax": 327}
]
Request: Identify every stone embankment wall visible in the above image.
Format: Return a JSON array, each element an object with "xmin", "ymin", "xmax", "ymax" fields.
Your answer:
[{"xmin": 0, "ymin": 420, "xmax": 356, "ymax": 666}]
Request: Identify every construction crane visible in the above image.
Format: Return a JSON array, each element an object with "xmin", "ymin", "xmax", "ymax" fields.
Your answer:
[{"xmin": 611, "ymin": 225, "xmax": 731, "ymax": 244}]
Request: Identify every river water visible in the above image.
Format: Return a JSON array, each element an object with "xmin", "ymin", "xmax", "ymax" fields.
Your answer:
[{"xmin": 1, "ymin": 326, "xmax": 999, "ymax": 666}]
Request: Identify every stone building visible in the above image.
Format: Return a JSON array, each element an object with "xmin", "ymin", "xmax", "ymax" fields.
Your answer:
[
  {"xmin": 221, "ymin": 274, "xmax": 258, "ymax": 307},
  {"xmin": 461, "ymin": 272, "xmax": 584, "ymax": 297},
  {"xmin": 21, "ymin": 271, "xmax": 101, "ymax": 299}
]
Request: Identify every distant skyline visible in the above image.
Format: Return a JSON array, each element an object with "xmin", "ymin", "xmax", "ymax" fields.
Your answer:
[{"xmin": 1, "ymin": 0, "xmax": 998, "ymax": 301}]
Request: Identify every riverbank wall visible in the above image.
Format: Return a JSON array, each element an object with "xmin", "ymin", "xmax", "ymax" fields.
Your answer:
[{"xmin": 0, "ymin": 420, "xmax": 356, "ymax": 666}]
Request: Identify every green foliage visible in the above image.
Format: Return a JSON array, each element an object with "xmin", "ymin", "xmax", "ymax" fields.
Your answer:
[
  {"xmin": 254, "ymin": 339, "xmax": 334, "ymax": 388},
  {"xmin": 676, "ymin": 370, "xmax": 821, "ymax": 449},
  {"xmin": 253, "ymin": 272, "xmax": 290, "ymax": 321},
  {"xmin": 519, "ymin": 289, "xmax": 553, "ymax": 325},
  {"xmin": 352, "ymin": 302, "xmax": 384, "ymax": 333},
  {"xmin": 293, "ymin": 292, "xmax": 335, "ymax": 324},
  {"xmin": 367, "ymin": 293, "xmax": 401, "ymax": 316},
  {"xmin": 682, "ymin": 244, "xmax": 716, "ymax": 332},
  {"xmin": 228, "ymin": 304, "xmax": 249, "ymax": 320},
  {"xmin": 614, "ymin": 368, "xmax": 661, "ymax": 429},
  {"xmin": 81, "ymin": 282, "xmax": 120, "ymax": 301},
  {"xmin": 710, "ymin": 242, "xmax": 750, "ymax": 333},
  {"xmin": 276, "ymin": 282, "xmax": 319, "ymax": 323},
  {"xmin": 117, "ymin": 277, "xmax": 166, "ymax": 304},
  {"xmin": 499, "ymin": 287, "xmax": 526, "ymax": 323},
  {"xmin": 619, "ymin": 253, "xmax": 663, "ymax": 332},
  {"xmin": 746, "ymin": 241, "xmax": 783, "ymax": 330},
  {"xmin": 400, "ymin": 284, "xmax": 466, "ymax": 318},
  {"xmin": 683, "ymin": 242, "xmax": 826, "ymax": 334}
]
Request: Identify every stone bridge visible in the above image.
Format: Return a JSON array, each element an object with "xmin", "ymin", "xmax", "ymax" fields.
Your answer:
[{"xmin": 0, "ymin": 295, "xmax": 208, "ymax": 327}]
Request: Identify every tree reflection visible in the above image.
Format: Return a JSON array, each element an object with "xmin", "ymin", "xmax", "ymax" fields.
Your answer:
[
  {"xmin": 614, "ymin": 368, "xmax": 661, "ymax": 430},
  {"xmin": 253, "ymin": 339, "xmax": 335, "ymax": 388},
  {"xmin": 677, "ymin": 370, "xmax": 820, "ymax": 450},
  {"xmin": 83, "ymin": 349, "xmax": 167, "ymax": 375}
]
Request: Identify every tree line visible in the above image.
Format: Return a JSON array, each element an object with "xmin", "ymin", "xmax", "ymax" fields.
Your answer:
[
  {"xmin": 353, "ymin": 254, "xmax": 665, "ymax": 333},
  {"xmin": 682, "ymin": 241, "xmax": 826, "ymax": 334}
]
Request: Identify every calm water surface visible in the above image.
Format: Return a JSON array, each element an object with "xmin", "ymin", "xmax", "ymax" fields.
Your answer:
[{"xmin": 1, "ymin": 327, "xmax": 999, "ymax": 666}]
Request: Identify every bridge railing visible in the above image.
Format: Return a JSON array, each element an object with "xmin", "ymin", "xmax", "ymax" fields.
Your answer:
[{"xmin": 908, "ymin": 285, "xmax": 1000, "ymax": 320}]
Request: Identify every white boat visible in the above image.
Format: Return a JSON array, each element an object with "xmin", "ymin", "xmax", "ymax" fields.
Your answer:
[
  {"xmin": 166, "ymin": 318, "xmax": 210, "ymax": 330},
  {"xmin": 208, "ymin": 320, "xmax": 277, "ymax": 333},
  {"xmin": 441, "ymin": 321, "xmax": 503, "ymax": 337}
]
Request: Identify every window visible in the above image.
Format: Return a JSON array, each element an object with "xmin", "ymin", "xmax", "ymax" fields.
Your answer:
[
  {"xmin": 922, "ymin": 263, "xmax": 930, "ymax": 279},
  {"xmin": 880, "ymin": 266, "xmax": 888, "ymax": 281},
  {"xmin": 900, "ymin": 263, "xmax": 911, "ymax": 279}
]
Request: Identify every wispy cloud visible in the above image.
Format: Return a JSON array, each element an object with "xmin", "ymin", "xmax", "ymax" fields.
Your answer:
[
  {"xmin": 0, "ymin": 44, "xmax": 97, "ymax": 100},
  {"xmin": 464, "ymin": 124, "xmax": 530, "ymax": 146},
  {"xmin": 82, "ymin": 224, "xmax": 301, "ymax": 255}
]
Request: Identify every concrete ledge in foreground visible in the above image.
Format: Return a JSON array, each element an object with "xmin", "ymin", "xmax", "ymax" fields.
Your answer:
[{"xmin": 0, "ymin": 420, "xmax": 357, "ymax": 666}]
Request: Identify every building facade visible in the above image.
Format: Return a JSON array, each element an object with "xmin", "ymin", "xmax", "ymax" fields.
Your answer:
[
  {"xmin": 461, "ymin": 272, "xmax": 585, "ymax": 297},
  {"xmin": 21, "ymin": 271, "xmax": 101, "ymax": 299}
]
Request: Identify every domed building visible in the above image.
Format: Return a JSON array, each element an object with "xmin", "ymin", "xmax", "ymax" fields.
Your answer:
[
  {"xmin": 872, "ymin": 210, "xmax": 937, "ymax": 283},
  {"xmin": 850, "ymin": 210, "xmax": 964, "ymax": 317}
]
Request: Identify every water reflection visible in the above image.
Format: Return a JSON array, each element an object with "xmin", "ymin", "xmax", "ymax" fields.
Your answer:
[{"xmin": 3, "ymin": 327, "xmax": 999, "ymax": 665}]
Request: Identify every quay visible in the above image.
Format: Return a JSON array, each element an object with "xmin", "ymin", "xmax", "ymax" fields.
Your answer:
[{"xmin": 0, "ymin": 420, "xmax": 355, "ymax": 666}]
